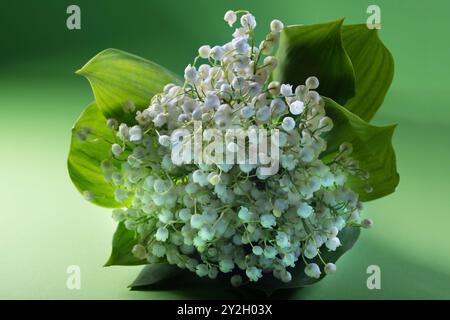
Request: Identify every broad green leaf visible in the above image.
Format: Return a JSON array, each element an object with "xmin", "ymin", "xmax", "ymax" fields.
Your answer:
[
  {"xmin": 250, "ymin": 227, "xmax": 360, "ymax": 295},
  {"xmin": 130, "ymin": 264, "xmax": 228, "ymax": 291},
  {"xmin": 322, "ymin": 98, "xmax": 399, "ymax": 202},
  {"xmin": 67, "ymin": 102, "xmax": 121, "ymax": 208},
  {"xmin": 104, "ymin": 222, "xmax": 147, "ymax": 267},
  {"xmin": 273, "ymin": 20, "xmax": 356, "ymax": 105},
  {"xmin": 129, "ymin": 264, "xmax": 185, "ymax": 289},
  {"xmin": 76, "ymin": 48, "xmax": 182, "ymax": 123},
  {"xmin": 341, "ymin": 25, "xmax": 394, "ymax": 121},
  {"xmin": 128, "ymin": 227, "xmax": 360, "ymax": 295},
  {"xmin": 129, "ymin": 264, "xmax": 244, "ymax": 298}
]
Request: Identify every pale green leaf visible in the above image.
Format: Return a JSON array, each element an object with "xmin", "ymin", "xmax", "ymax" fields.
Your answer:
[
  {"xmin": 104, "ymin": 222, "xmax": 147, "ymax": 267},
  {"xmin": 67, "ymin": 102, "xmax": 120, "ymax": 208},
  {"xmin": 76, "ymin": 48, "xmax": 182, "ymax": 123}
]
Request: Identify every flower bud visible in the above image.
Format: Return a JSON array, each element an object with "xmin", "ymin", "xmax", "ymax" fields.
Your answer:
[
  {"xmin": 362, "ymin": 218, "xmax": 374, "ymax": 229},
  {"xmin": 318, "ymin": 116, "xmax": 333, "ymax": 132},
  {"xmin": 208, "ymin": 173, "xmax": 221, "ymax": 186},
  {"xmin": 295, "ymin": 85, "xmax": 308, "ymax": 98},
  {"xmin": 230, "ymin": 274, "xmax": 243, "ymax": 287},
  {"xmin": 324, "ymin": 263, "xmax": 337, "ymax": 274},
  {"xmin": 198, "ymin": 45, "xmax": 211, "ymax": 59},
  {"xmin": 289, "ymin": 100, "xmax": 305, "ymax": 115},
  {"xmin": 268, "ymin": 81, "xmax": 280, "ymax": 95},
  {"xmin": 259, "ymin": 40, "xmax": 274, "ymax": 55},
  {"xmin": 111, "ymin": 143, "xmax": 123, "ymax": 157},
  {"xmin": 306, "ymin": 76, "xmax": 320, "ymax": 89},
  {"xmin": 339, "ymin": 142, "xmax": 353, "ymax": 155},
  {"xmin": 83, "ymin": 190, "xmax": 95, "ymax": 202},
  {"xmin": 122, "ymin": 100, "xmax": 135, "ymax": 113},
  {"xmin": 132, "ymin": 244, "xmax": 147, "ymax": 260},
  {"xmin": 252, "ymin": 246, "xmax": 263, "ymax": 255},
  {"xmin": 270, "ymin": 19, "xmax": 284, "ymax": 33},
  {"xmin": 263, "ymin": 56, "xmax": 277, "ymax": 69},
  {"xmin": 282, "ymin": 117, "xmax": 296, "ymax": 131},
  {"xmin": 106, "ymin": 118, "xmax": 118, "ymax": 129}
]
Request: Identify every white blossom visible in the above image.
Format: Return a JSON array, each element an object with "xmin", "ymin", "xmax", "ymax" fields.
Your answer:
[
  {"xmin": 280, "ymin": 84, "xmax": 293, "ymax": 96},
  {"xmin": 289, "ymin": 100, "xmax": 305, "ymax": 115},
  {"xmin": 324, "ymin": 263, "xmax": 337, "ymax": 274},
  {"xmin": 184, "ymin": 64, "xmax": 197, "ymax": 83},
  {"xmin": 224, "ymin": 10, "xmax": 237, "ymax": 27},
  {"xmin": 129, "ymin": 126, "xmax": 142, "ymax": 141},
  {"xmin": 305, "ymin": 263, "xmax": 321, "ymax": 279},
  {"xmin": 240, "ymin": 13, "xmax": 256, "ymax": 29},
  {"xmin": 100, "ymin": 10, "xmax": 370, "ymax": 287},
  {"xmin": 325, "ymin": 237, "xmax": 341, "ymax": 251},
  {"xmin": 111, "ymin": 144, "xmax": 123, "ymax": 157},
  {"xmin": 210, "ymin": 46, "xmax": 225, "ymax": 60}
]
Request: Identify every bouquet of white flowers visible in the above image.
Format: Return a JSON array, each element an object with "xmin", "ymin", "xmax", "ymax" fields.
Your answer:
[{"xmin": 68, "ymin": 10, "xmax": 398, "ymax": 295}]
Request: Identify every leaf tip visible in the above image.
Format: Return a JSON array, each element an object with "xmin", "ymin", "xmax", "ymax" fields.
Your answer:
[
  {"xmin": 383, "ymin": 122, "xmax": 398, "ymax": 137},
  {"xmin": 337, "ymin": 17, "xmax": 346, "ymax": 25},
  {"xmin": 75, "ymin": 68, "xmax": 85, "ymax": 76},
  {"xmin": 328, "ymin": 17, "xmax": 346, "ymax": 32},
  {"xmin": 103, "ymin": 254, "xmax": 115, "ymax": 267}
]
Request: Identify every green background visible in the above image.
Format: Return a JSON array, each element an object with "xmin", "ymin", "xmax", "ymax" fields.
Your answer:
[{"xmin": 1, "ymin": 0, "xmax": 449, "ymax": 299}]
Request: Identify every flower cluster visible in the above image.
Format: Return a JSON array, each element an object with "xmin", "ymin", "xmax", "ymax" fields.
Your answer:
[{"xmin": 98, "ymin": 10, "xmax": 373, "ymax": 286}]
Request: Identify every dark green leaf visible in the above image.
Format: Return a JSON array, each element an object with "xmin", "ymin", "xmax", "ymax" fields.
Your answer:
[
  {"xmin": 67, "ymin": 102, "xmax": 121, "ymax": 208},
  {"xmin": 128, "ymin": 227, "xmax": 360, "ymax": 296},
  {"xmin": 322, "ymin": 97, "xmax": 399, "ymax": 201},
  {"xmin": 104, "ymin": 222, "xmax": 147, "ymax": 266},
  {"xmin": 273, "ymin": 20, "xmax": 355, "ymax": 105},
  {"xmin": 129, "ymin": 264, "xmax": 186, "ymax": 289},
  {"xmin": 129, "ymin": 264, "xmax": 247, "ymax": 298},
  {"xmin": 341, "ymin": 24, "xmax": 394, "ymax": 121},
  {"xmin": 76, "ymin": 48, "xmax": 182, "ymax": 124},
  {"xmin": 250, "ymin": 227, "xmax": 361, "ymax": 295}
]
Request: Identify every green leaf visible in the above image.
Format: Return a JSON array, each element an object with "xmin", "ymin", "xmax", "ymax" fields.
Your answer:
[
  {"xmin": 322, "ymin": 97, "xmax": 399, "ymax": 202},
  {"xmin": 67, "ymin": 102, "xmax": 121, "ymax": 208},
  {"xmin": 273, "ymin": 20, "xmax": 355, "ymax": 105},
  {"xmin": 129, "ymin": 264, "xmax": 245, "ymax": 298},
  {"xmin": 104, "ymin": 222, "xmax": 147, "ymax": 266},
  {"xmin": 76, "ymin": 48, "xmax": 182, "ymax": 123},
  {"xmin": 250, "ymin": 227, "xmax": 361, "ymax": 295},
  {"xmin": 129, "ymin": 264, "xmax": 186, "ymax": 289},
  {"xmin": 130, "ymin": 264, "xmax": 228, "ymax": 291},
  {"xmin": 341, "ymin": 25, "xmax": 394, "ymax": 121}
]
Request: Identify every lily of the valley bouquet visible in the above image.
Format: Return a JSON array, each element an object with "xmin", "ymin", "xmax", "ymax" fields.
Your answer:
[{"xmin": 68, "ymin": 10, "xmax": 399, "ymax": 295}]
